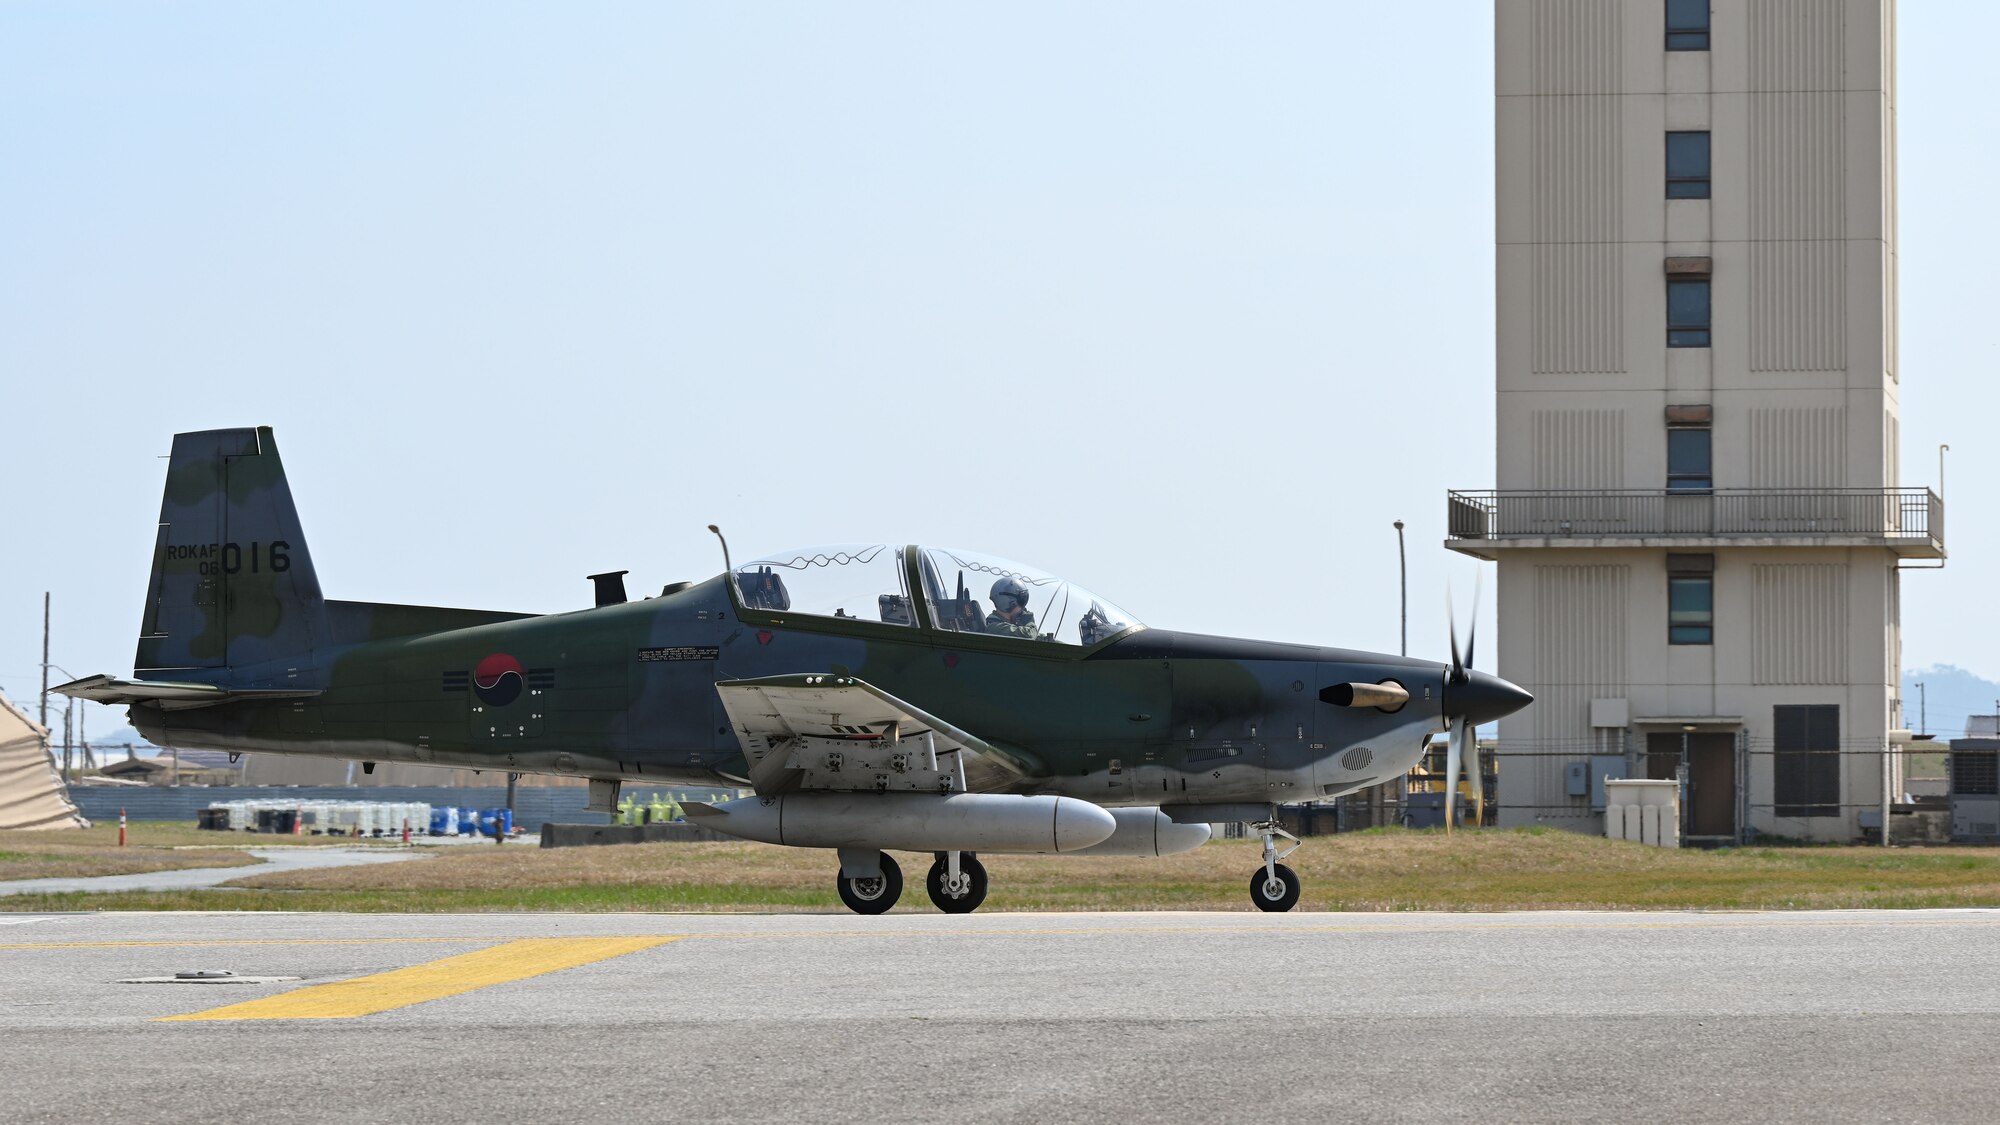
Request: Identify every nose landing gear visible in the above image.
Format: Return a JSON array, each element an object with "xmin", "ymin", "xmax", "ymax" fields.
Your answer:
[{"xmin": 1247, "ymin": 820, "xmax": 1302, "ymax": 912}]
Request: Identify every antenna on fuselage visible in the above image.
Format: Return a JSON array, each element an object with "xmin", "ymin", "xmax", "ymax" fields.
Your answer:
[{"xmin": 707, "ymin": 525, "xmax": 735, "ymax": 573}]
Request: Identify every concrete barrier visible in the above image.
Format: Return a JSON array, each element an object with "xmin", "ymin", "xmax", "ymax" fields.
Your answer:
[
  {"xmin": 70, "ymin": 785, "xmax": 611, "ymax": 826},
  {"xmin": 539, "ymin": 822, "xmax": 736, "ymax": 848}
]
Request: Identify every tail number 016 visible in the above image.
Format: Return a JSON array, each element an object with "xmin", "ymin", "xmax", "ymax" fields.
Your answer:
[{"xmin": 212, "ymin": 540, "xmax": 291, "ymax": 577}]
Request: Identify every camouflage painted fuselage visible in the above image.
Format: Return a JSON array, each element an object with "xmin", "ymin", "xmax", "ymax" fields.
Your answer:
[{"xmin": 137, "ymin": 573, "xmax": 1459, "ymax": 810}]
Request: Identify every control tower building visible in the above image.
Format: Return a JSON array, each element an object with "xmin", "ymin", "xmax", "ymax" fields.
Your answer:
[{"xmin": 1447, "ymin": 0, "xmax": 1942, "ymax": 842}]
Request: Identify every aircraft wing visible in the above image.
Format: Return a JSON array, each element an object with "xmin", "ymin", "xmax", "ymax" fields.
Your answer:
[
  {"xmin": 50, "ymin": 674, "xmax": 322, "ymax": 712},
  {"xmin": 715, "ymin": 673, "xmax": 1046, "ymax": 796}
]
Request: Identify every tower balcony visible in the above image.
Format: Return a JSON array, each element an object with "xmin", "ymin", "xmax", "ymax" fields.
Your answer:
[{"xmin": 1444, "ymin": 488, "xmax": 1944, "ymax": 560}]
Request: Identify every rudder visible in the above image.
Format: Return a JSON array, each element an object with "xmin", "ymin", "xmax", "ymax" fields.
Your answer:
[{"xmin": 135, "ymin": 427, "xmax": 327, "ymax": 683}]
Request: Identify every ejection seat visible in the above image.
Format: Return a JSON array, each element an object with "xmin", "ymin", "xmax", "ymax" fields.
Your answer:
[{"xmin": 737, "ymin": 567, "xmax": 792, "ymax": 611}]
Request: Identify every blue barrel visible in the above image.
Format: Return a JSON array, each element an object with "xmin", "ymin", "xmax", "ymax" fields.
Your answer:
[{"xmin": 429, "ymin": 808, "xmax": 449, "ymax": 836}]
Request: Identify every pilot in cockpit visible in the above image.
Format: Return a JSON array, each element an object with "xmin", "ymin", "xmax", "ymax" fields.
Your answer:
[
  {"xmin": 740, "ymin": 567, "xmax": 790, "ymax": 611},
  {"xmin": 985, "ymin": 576, "xmax": 1039, "ymax": 638}
]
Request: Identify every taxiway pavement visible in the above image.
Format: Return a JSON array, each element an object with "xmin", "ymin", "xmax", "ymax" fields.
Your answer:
[
  {"xmin": 3, "ymin": 909, "xmax": 1997, "ymax": 1123},
  {"xmin": 0, "ymin": 847, "xmax": 424, "ymax": 897}
]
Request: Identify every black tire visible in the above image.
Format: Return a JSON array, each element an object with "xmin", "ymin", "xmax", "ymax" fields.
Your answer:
[
  {"xmin": 925, "ymin": 853, "xmax": 989, "ymax": 914},
  {"xmin": 836, "ymin": 853, "xmax": 903, "ymax": 915},
  {"xmin": 1249, "ymin": 862, "xmax": 1301, "ymax": 912}
]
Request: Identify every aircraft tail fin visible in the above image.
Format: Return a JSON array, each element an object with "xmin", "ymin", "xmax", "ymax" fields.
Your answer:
[{"xmin": 134, "ymin": 427, "xmax": 328, "ymax": 682}]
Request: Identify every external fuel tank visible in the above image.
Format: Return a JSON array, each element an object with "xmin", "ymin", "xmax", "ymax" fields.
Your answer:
[{"xmin": 684, "ymin": 792, "xmax": 1117, "ymax": 854}]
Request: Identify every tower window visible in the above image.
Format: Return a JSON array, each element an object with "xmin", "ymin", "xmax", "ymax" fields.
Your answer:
[
  {"xmin": 1666, "ymin": 0, "xmax": 1710, "ymax": 51},
  {"xmin": 1666, "ymin": 132, "xmax": 1711, "ymax": 198},
  {"xmin": 1667, "ymin": 279, "xmax": 1711, "ymax": 347},
  {"xmin": 1668, "ymin": 574, "xmax": 1713, "ymax": 645},
  {"xmin": 1667, "ymin": 427, "xmax": 1712, "ymax": 491}
]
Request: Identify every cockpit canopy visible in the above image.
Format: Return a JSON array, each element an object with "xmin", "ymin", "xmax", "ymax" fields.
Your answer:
[{"xmin": 732, "ymin": 544, "xmax": 1140, "ymax": 647}]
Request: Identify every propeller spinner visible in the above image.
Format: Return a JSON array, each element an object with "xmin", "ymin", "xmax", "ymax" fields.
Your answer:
[{"xmin": 1439, "ymin": 580, "xmax": 1532, "ymax": 832}]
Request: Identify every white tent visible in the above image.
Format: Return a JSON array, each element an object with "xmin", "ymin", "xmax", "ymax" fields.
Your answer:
[{"xmin": 0, "ymin": 692, "xmax": 89, "ymax": 830}]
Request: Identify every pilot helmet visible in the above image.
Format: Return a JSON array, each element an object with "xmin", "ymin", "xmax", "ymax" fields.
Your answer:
[{"xmin": 990, "ymin": 576, "xmax": 1031, "ymax": 613}]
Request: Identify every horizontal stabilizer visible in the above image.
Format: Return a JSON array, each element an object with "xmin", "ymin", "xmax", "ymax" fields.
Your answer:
[{"xmin": 51, "ymin": 674, "xmax": 322, "ymax": 712}]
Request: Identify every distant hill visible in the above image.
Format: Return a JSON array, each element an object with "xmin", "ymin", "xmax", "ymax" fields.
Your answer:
[
  {"xmin": 88, "ymin": 739, "xmax": 162, "ymax": 760},
  {"xmin": 1902, "ymin": 665, "xmax": 2000, "ymax": 739},
  {"xmin": 77, "ymin": 730, "xmax": 163, "ymax": 761}
]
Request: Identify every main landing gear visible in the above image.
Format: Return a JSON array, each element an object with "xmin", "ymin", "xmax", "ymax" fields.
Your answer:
[
  {"xmin": 926, "ymin": 851, "xmax": 988, "ymax": 914},
  {"xmin": 1248, "ymin": 819, "xmax": 1302, "ymax": 912},
  {"xmin": 834, "ymin": 850, "xmax": 990, "ymax": 915},
  {"xmin": 836, "ymin": 853, "xmax": 903, "ymax": 915}
]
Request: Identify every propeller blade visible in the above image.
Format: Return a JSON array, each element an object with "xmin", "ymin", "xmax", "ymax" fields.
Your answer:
[
  {"xmin": 1465, "ymin": 573, "xmax": 1481, "ymax": 673},
  {"xmin": 1458, "ymin": 718, "xmax": 1482, "ymax": 828},
  {"xmin": 1446, "ymin": 588, "xmax": 1464, "ymax": 685},
  {"xmin": 1443, "ymin": 720, "xmax": 1462, "ymax": 835}
]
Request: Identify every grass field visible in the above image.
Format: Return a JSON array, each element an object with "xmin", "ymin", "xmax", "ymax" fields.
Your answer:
[
  {"xmin": 0, "ymin": 821, "xmax": 402, "ymax": 881},
  {"xmin": 4, "ymin": 826, "xmax": 2000, "ymax": 913},
  {"xmin": 0, "ymin": 826, "xmax": 256, "ymax": 880}
]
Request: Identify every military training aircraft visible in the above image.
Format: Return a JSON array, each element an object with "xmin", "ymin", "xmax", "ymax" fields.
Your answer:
[{"xmin": 56, "ymin": 428, "xmax": 1533, "ymax": 913}]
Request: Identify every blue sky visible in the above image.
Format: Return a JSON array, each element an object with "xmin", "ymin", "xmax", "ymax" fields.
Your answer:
[{"xmin": 1, "ymin": 4, "xmax": 1993, "ymax": 740}]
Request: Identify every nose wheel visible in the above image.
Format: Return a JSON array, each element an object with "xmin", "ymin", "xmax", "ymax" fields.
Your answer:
[
  {"xmin": 1250, "ymin": 863, "xmax": 1301, "ymax": 911},
  {"xmin": 1247, "ymin": 820, "xmax": 1303, "ymax": 912},
  {"xmin": 926, "ymin": 851, "xmax": 989, "ymax": 913},
  {"xmin": 836, "ymin": 853, "xmax": 904, "ymax": 914}
]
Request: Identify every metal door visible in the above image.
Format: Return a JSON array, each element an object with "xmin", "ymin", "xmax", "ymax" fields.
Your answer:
[{"xmin": 1686, "ymin": 732, "xmax": 1736, "ymax": 837}]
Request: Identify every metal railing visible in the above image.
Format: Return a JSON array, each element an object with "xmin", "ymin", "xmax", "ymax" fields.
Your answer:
[{"xmin": 1447, "ymin": 488, "xmax": 1942, "ymax": 546}]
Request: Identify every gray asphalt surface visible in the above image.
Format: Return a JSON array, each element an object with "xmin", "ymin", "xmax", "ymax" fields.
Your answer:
[
  {"xmin": 0, "ymin": 847, "xmax": 423, "ymax": 897},
  {"xmin": 2, "ymin": 909, "xmax": 1997, "ymax": 1123}
]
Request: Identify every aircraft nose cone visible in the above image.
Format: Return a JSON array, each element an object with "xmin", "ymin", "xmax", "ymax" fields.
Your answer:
[{"xmin": 1448, "ymin": 669, "xmax": 1534, "ymax": 726}]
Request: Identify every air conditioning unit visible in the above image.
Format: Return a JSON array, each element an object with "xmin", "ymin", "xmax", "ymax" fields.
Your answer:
[{"xmin": 1949, "ymin": 739, "xmax": 2000, "ymax": 842}]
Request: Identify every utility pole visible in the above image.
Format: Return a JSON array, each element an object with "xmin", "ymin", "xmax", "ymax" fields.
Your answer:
[
  {"xmin": 39, "ymin": 592, "xmax": 49, "ymax": 733},
  {"xmin": 1393, "ymin": 520, "xmax": 1407, "ymax": 657},
  {"xmin": 1882, "ymin": 734, "xmax": 1893, "ymax": 849}
]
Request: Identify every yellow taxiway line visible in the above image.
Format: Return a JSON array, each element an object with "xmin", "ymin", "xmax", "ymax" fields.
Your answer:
[{"xmin": 159, "ymin": 936, "xmax": 678, "ymax": 1022}]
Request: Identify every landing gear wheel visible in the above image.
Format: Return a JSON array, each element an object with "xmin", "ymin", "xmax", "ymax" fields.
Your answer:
[
  {"xmin": 1249, "ymin": 863, "xmax": 1301, "ymax": 912},
  {"xmin": 926, "ymin": 852, "xmax": 988, "ymax": 914},
  {"xmin": 836, "ymin": 854, "xmax": 903, "ymax": 915},
  {"xmin": 1246, "ymin": 816, "xmax": 1303, "ymax": 912}
]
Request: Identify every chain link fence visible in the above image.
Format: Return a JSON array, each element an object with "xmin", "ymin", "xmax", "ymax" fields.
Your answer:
[{"xmin": 1285, "ymin": 735, "xmax": 1974, "ymax": 844}]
